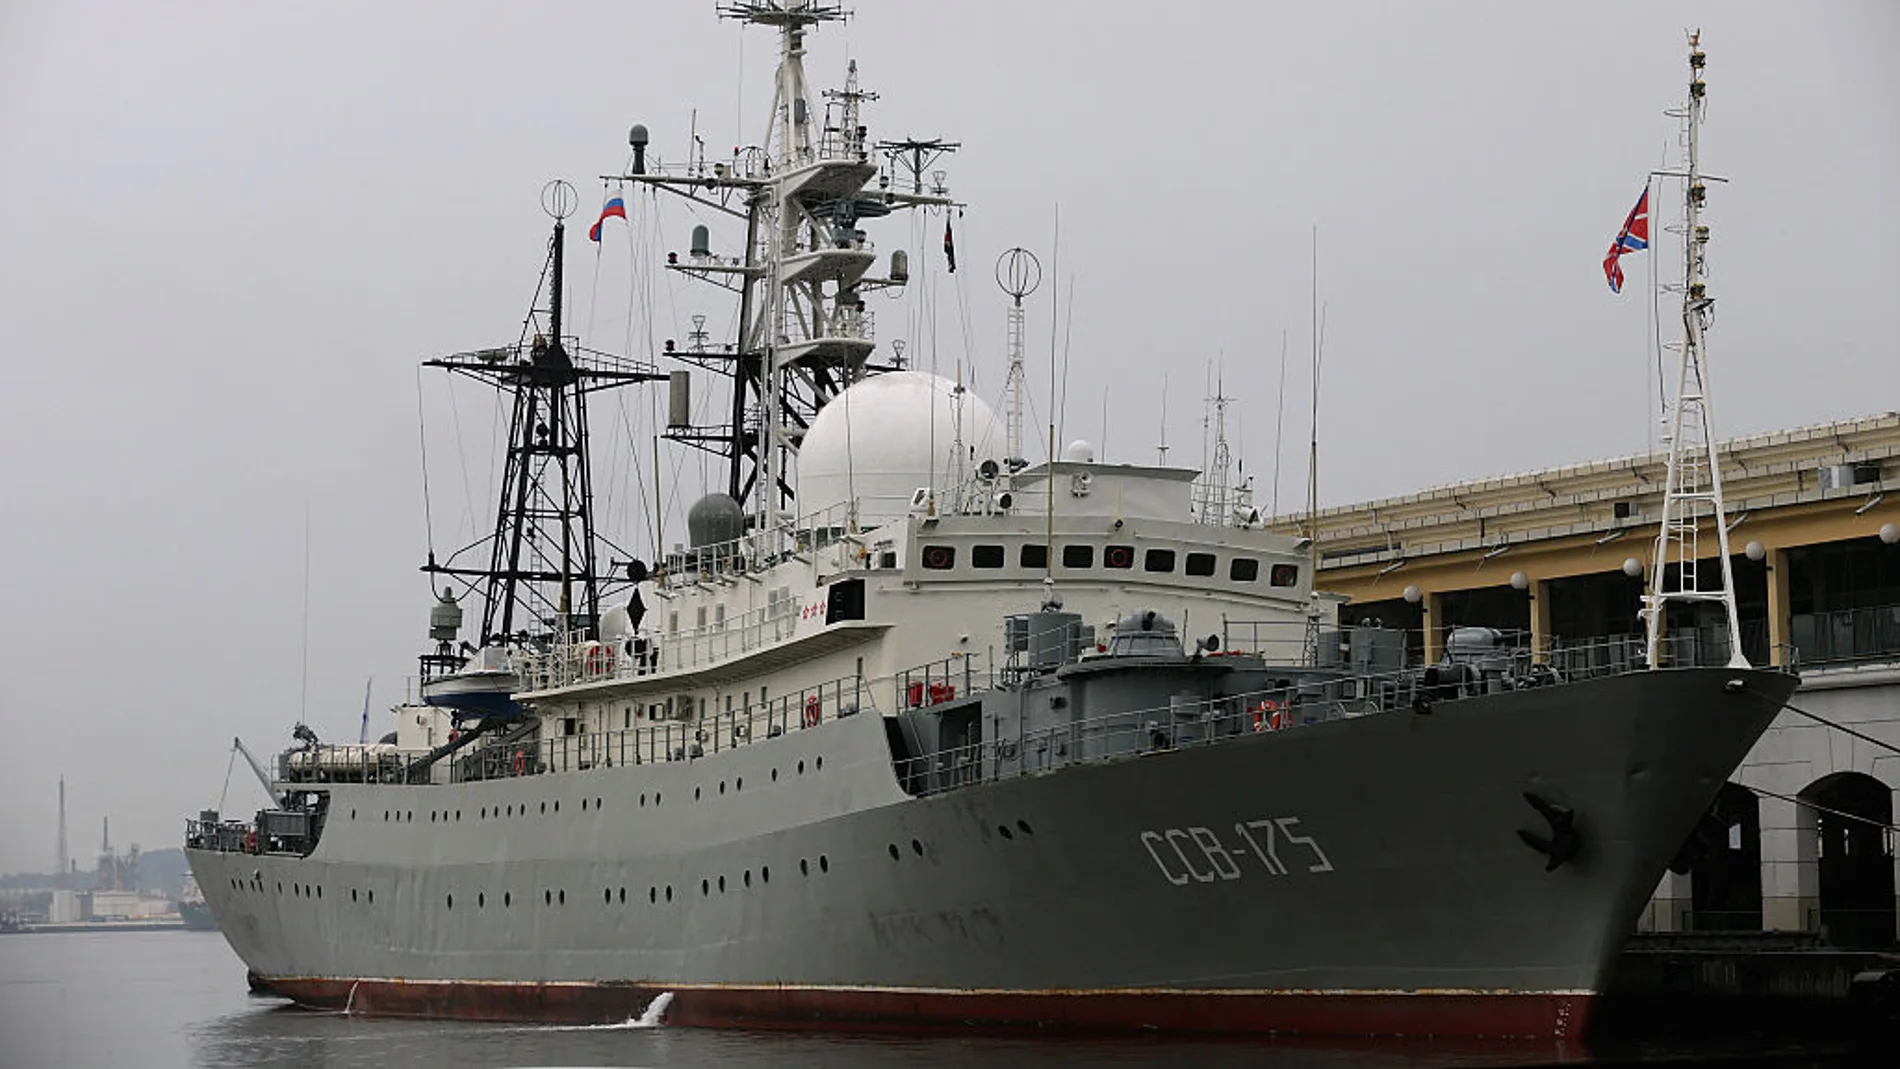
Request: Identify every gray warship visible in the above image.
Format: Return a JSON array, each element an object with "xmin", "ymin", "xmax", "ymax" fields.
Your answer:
[{"xmin": 185, "ymin": 7, "xmax": 1792, "ymax": 1039}]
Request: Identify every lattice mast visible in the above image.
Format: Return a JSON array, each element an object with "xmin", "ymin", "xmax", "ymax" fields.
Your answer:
[
  {"xmin": 422, "ymin": 183, "xmax": 663, "ymax": 653},
  {"xmin": 1644, "ymin": 32, "xmax": 1747, "ymax": 670},
  {"xmin": 996, "ymin": 247, "xmax": 1042, "ymax": 479},
  {"xmin": 619, "ymin": 2, "xmax": 954, "ymax": 529}
]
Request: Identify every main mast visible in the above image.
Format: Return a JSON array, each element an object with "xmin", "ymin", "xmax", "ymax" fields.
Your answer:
[
  {"xmin": 1644, "ymin": 32, "xmax": 1747, "ymax": 670},
  {"xmin": 617, "ymin": 0, "xmax": 954, "ymax": 531}
]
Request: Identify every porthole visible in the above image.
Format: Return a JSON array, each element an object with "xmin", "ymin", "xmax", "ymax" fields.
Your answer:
[
  {"xmin": 744, "ymin": 870, "xmax": 752, "ymax": 888},
  {"xmin": 816, "ymin": 756, "xmax": 824, "ymax": 771},
  {"xmin": 540, "ymin": 801, "xmax": 547, "ymax": 814},
  {"xmin": 447, "ymin": 894, "xmax": 453, "ymax": 909},
  {"xmin": 316, "ymin": 886, "xmax": 322, "ymax": 899},
  {"xmin": 545, "ymin": 890, "xmax": 552, "ymax": 905},
  {"xmin": 481, "ymin": 807, "xmax": 487, "ymax": 819},
  {"xmin": 1143, "ymin": 547, "xmax": 1176, "ymax": 573},
  {"xmin": 350, "ymin": 808, "xmax": 357, "ymax": 820},
  {"xmin": 368, "ymin": 889, "xmax": 374, "ymax": 903},
  {"xmin": 819, "ymin": 855, "xmax": 829, "ymax": 873},
  {"xmin": 800, "ymin": 859, "xmax": 809, "ymax": 876},
  {"xmin": 971, "ymin": 544, "xmax": 1006, "ymax": 568},
  {"xmin": 478, "ymin": 892, "xmax": 485, "ymax": 908},
  {"xmin": 665, "ymin": 885, "xmax": 673, "ymax": 902},
  {"xmin": 718, "ymin": 875, "xmax": 726, "ymax": 893},
  {"xmin": 649, "ymin": 887, "xmax": 657, "ymax": 903},
  {"xmin": 640, "ymin": 794, "xmax": 647, "ymax": 807},
  {"xmin": 596, "ymin": 798, "xmax": 603, "ymax": 810},
  {"xmin": 430, "ymin": 812, "xmax": 436, "ymax": 823},
  {"xmin": 1062, "ymin": 544, "xmax": 1094, "ymax": 569},
  {"xmin": 719, "ymin": 781, "xmax": 726, "ymax": 795},
  {"xmin": 503, "ymin": 892, "xmax": 511, "ymax": 907},
  {"xmin": 605, "ymin": 888, "xmax": 613, "ymax": 904},
  {"xmin": 701, "ymin": 879, "xmax": 709, "ymax": 896},
  {"xmin": 762, "ymin": 865, "xmax": 771, "ymax": 883},
  {"xmin": 1185, "ymin": 552, "xmax": 1217, "ymax": 577},
  {"xmin": 582, "ymin": 799, "xmax": 589, "ymax": 812},
  {"xmin": 797, "ymin": 760, "xmax": 806, "ymax": 775},
  {"xmin": 998, "ymin": 825, "xmax": 1015, "ymax": 840},
  {"xmin": 559, "ymin": 889, "xmax": 565, "ymax": 905},
  {"xmin": 695, "ymin": 786, "xmax": 702, "ymax": 800},
  {"xmin": 383, "ymin": 811, "xmax": 389, "ymax": 822},
  {"xmin": 506, "ymin": 805, "xmax": 513, "ymax": 817},
  {"xmin": 553, "ymin": 800, "xmax": 560, "ymax": 813},
  {"xmin": 888, "ymin": 844, "xmax": 901, "ymax": 860},
  {"xmin": 1017, "ymin": 820, "xmax": 1035, "ymax": 836},
  {"xmin": 736, "ymin": 777, "xmax": 743, "ymax": 791},
  {"xmin": 771, "ymin": 769, "xmax": 779, "ymax": 783},
  {"xmin": 618, "ymin": 887, "xmax": 626, "ymax": 904},
  {"xmin": 911, "ymin": 839, "xmax": 925, "ymax": 856},
  {"xmin": 351, "ymin": 888, "xmax": 358, "ymax": 902},
  {"xmin": 655, "ymin": 792, "xmax": 663, "ymax": 806}
]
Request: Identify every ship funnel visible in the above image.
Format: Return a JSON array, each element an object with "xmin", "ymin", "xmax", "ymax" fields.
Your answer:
[
  {"xmin": 428, "ymin": 590, "xmax": 462, "ymax": 643},
  {"xmin": 628, "ymin": 124, "xmax": 650, "ymax": 174}
]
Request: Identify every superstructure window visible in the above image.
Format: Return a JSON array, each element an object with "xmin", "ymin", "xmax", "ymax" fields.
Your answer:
[
  {"xmin": 971, "ymin": 545, "xmax": 1006, "ymax": 569},
  {"xmin": 1185, "ymin": 552, "xmax": 1216, "ymax": 577},
  {"xmin": 1062, "ymin": 545, "xmax": 1094, "ymax": 569},
  {"xmin": 1104, "ymin": 545, "xmax": 1134, "ymax": 569},
  {"xmin": 1143, "ymin": 549, "xmax": 1176, "ymax": 573},
  {"xmin": 1271, "ymin": 563, "xmax": 1300, "ymax": 587},
  {"xmin": 920, "ymin": 545, "xmax": 956, "ymax": 570},
  {"xmin": 1230, "ymin": 558, "xmax": 1260, "ymax": 582},
  {"xmin": 1020, "ymin": 544, "xmax": 1048, "ymax": 569}
]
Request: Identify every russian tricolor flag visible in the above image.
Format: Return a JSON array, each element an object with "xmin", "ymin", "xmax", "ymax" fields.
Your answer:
[{"xmin": 589, "ymin": 193, "xmax": 627, "ymax": 242}]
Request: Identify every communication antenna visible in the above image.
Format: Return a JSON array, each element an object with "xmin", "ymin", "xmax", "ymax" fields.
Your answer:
[
  {"xmin": 1644, "ymin": 31, "xmax": 1746, "ymax": 670},
  {"xmin": 995, "ymin": 247, "xmax": 1042, "ymax": 480}
]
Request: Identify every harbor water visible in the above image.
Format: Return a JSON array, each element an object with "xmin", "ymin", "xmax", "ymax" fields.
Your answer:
[{"xmin": 0, "ymin": 930, "xmax": 1871, "ymax": 1069}]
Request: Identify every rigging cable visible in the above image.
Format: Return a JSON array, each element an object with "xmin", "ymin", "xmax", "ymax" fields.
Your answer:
[{"xmin": 415, "ymin": 366, "xmax": 437, "ymax": 562}]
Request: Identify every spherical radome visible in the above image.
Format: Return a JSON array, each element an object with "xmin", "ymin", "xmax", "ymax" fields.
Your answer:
[{"xmin": 797, "ymin": 371, "xmax": 1002, "ymax": 527}]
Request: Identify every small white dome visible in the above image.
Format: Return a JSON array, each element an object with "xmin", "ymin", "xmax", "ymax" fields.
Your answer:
[
  {"xmin": 1064, "ymin": 439, "xmax": 1096, "ymax": 463},
  {"xmin": 798, "ymin": 371, "xmax": 1001, "ymax": 527}
]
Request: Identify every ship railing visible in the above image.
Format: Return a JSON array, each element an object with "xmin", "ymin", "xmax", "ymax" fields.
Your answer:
[
  {"xmin": 895, "ymin": 650, "xmax": 995, "ymax": 710},
  {"xmin": 451, "ymin": 668, "xmax": 878, "ymax": 782}
]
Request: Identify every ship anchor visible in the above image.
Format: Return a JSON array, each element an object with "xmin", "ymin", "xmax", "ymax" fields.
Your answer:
[{"xmin": 1517, "ymin": 792, "xmax": 1581, "ymax": 871}]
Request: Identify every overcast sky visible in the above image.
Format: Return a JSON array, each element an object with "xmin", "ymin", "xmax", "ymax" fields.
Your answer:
[{"xmin": 0, "ymin": 2, "xmax": 1894, "ymax": 873}]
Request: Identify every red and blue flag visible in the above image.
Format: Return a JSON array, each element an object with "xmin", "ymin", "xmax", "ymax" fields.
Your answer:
[
  {"xmin": 589, "ymin": 193, "xmax": 627, "ymax": 242},
  {"xmin": 1602, "ymin": 186, "xmax": 1650, "ymax": 293}
]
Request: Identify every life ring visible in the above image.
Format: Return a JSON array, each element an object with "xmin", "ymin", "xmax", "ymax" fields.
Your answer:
[
  {"xmin": 1104, "ymin": 545, "xmax": 1134, "ymax": 569},
  {"xmin": 243, "ymin": 831, "xmax": 257, "ymax": 854},
  {"xmin": 585, "ymin": 644, "xmax": 615, "ymax": 676},
  {"xmin": 511, "ymin": 748, "xmax": 526, "ymax": 776},
  {"xmin": 802, "ymin": 695, "xmax": 821, "ymax": 728},
  {"xmin": 1252, "ymin": 699, "xmax": 1283, "ymax": 733}
]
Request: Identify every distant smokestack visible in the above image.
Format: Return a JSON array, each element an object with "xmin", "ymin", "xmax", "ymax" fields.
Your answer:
[
  {"xmin": 102, "ymin": 815, "xmax": 109, "ymax": 854},
  {"xmin": 56, "ymin": 776, "xmax": 68, "ymax": 891}
]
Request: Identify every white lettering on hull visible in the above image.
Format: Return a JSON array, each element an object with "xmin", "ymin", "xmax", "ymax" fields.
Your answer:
[{"xmin": 1140, "ymin": 818, "xmax": 1333, "ymax": 885}]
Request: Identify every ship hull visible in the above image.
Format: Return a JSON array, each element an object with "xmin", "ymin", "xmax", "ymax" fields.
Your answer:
[{"xmin": 189, "ymin": 666, "xmax": 1793, "ymax": 1039}]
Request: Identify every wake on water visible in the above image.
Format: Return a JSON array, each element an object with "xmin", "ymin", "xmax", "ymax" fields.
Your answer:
[{"xmin": 529, "ymin": 991, "xmax": 675, "ymax": 1032}]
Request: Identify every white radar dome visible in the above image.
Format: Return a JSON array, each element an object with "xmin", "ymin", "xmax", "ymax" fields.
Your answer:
[{"xmin": 798, "ymin": 370, "xmax": 1002, "ymax": 527}]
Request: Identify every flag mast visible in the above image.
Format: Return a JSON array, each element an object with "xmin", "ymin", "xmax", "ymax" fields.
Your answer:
[{"xmin": 1643, "ymin": 30, "xmax": 1747, "ymax": 671}]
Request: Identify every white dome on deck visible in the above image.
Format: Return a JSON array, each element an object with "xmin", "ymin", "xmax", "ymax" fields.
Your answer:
[{"xmin": 798, "ymin": 370, "xmax": 1002, "ymax": 528}]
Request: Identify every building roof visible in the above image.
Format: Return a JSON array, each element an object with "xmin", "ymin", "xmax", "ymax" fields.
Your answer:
[{"xmin": 1273, "ymin": 413, "xmax": 1900, "ymax": 570}]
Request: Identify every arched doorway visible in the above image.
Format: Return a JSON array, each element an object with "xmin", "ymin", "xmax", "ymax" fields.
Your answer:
[
  {"xmin": 1801, "ymin": 772, "xmax": 1896, "ymax": 948},
  {"xmin": 1690, "ymin": 782, "xmax": 1763, "ymax": 931}
]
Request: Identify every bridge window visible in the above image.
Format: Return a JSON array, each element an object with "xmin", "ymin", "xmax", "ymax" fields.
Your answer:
[
  {"xmin": 1020, "ymin": 544, "xmax": 1048, "ymax": 569},
  {"xmin": 1186, "ymin": 552, "xmax": 1216, "ymax": 577},
  {"xmin": 1271, "ymin": 564, "xmax": 1300, "ymax": 587},
  {"xmin": 1144, "ymin": 549, "xmax": 1176, "ymax": 573},
  {"xmin": 1062, "ymin": 544, "xmax": 1093, "ymax": 569},
  {"xmin": 1104, "ymin": 545, "xmax": 1134, "ymax": 569},
  {"xmin": 920, "ymin": 545, "xmax": 956, "ymax": 570},
  {"xmin": 1231, "ymin": 558, "xmax": 1260, "ymax": 582},
  {"xmin": 971, "ymin": 545, "xmax": 1006, "ymax": 569}
]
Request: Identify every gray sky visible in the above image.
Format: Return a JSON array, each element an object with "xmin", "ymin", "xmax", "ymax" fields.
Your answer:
[{"xmin": 1, "ymin": 1, "xmax": 1894, "ymax": 873}]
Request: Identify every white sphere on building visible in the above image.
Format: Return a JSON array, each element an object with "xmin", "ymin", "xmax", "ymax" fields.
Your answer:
[
  {"xmin": 1509, "ymin": 570, "xmax": 1529, "ymax": 590},
  {"xmin": 1623, "ymin": 557, "xmax": 1644, "ymax": 578},
  {"xmin": 1744, "ymin": 540, "xmax": 1766, "ymax": 561},
  {"xmin": 1880, "ymin": 522, "xmax": 1899, "ymax": 545},
  {"xmin": 797, "ymin": 371, "xmax": 1003, "ymax": 527},
  {"xmin": 1402, "ymin": 584, "xmax": 1422, "ymax": 604},
  {"xmin": 1064, "ymin": 439, "xmax": 1097, "ymax": 463}
]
